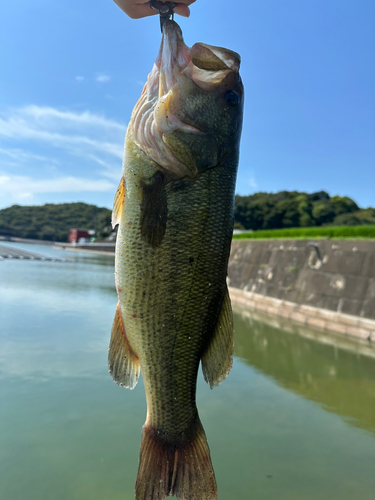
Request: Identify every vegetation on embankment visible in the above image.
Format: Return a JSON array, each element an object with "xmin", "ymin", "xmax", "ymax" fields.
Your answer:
[
  {"xmin": 0, "ymin": 203, "xmax": 112, "ymax": 242},
  {"xmin": 233, "ymin": 225, "xmax": 375, "ymax": 240}
]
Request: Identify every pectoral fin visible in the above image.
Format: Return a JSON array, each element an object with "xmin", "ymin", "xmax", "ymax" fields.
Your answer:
[
  {"xmin": 112, "ymin": 176, "xmax": 125, "ymax": 228},
  {"xmin": 108, "ymin": 303, "xmax": 140, "ymax": 390},
  {"xmin": 202, "ymin": 287, "xmax": 234, "ymax": 389},
  {"xmin": 140, "ymin": 172, "xmax": 168, "ymax": 248}
]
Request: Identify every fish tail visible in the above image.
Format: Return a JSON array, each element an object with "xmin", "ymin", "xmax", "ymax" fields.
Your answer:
[{"xmin": 135, "ymin": 417, "xmax": 217, "ymax": 500}]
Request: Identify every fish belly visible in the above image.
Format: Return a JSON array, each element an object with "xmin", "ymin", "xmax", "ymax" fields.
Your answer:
[{"xmin": 112, "ymin": 138, "xmax": 237, "ymax": 500}]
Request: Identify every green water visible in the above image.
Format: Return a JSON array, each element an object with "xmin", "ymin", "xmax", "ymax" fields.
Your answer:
[{"xmin": 1, "ymin": 243, "xmax": 375, "ymax": 500}]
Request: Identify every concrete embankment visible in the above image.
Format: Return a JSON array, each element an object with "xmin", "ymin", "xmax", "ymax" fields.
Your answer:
[
  {"xmin": 228, "ymin": 239, "xmax": 375, "ymax": 342},
  {"xmin": 54, "ymin": 242, "xmax": 115, "ymax": 255},
  {"xmin": 54, "ymin": 238, "xmax": 375, "ymax": 342}
]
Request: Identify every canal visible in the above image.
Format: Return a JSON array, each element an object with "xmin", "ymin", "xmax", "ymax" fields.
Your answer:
[{"xmin": 1, "ymin": 243, "xmax": 375, "ymax": 499}]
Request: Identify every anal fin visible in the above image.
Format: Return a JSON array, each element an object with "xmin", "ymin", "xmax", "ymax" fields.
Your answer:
[
  {"xmin": 108, "ymin": 303, "xmax": 140, "ymax": 389},
  {"xmin": 112, "ymin": 176, "xmax": 125, "ymax": 228},
  {"xmin": 202, "ymin": 286, "xmax": 234, "ymax": 389}
]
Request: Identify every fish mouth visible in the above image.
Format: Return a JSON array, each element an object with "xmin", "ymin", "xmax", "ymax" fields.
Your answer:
[{"xmin": 130, "ymin": 20, "xmax": 241, "ymax": 178}]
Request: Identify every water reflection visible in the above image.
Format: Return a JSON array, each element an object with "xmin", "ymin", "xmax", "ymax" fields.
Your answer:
[
  {"xmin": 233, "ymin": 308, "xmax": 375, "ymax": 435},
  {"xmin": 0, "ymin": 243, "xmax": 116, "ymax": 298},
  {"xmin": 0, "ymin": 243, "xmax": 116, "ymax": 381},
  {"xmin": 1, "ymin": 246, "xmax": 375, "ymax": 500}
]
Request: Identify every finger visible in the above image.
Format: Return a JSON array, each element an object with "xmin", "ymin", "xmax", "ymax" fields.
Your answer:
[
  {"xmin": 130, "ymin": 3, "xmax": 191, "ymax": 20},
  {"xmin": 173, "ymin": 4, "xmax": 191, "ymax": 17},
  {"xmin": 113, "ymin": 1, "xmax": 158, "ymax": 19},
  {"xmin": 138, "ymin": 1, "xmax": 195, "ymax": 18},
  {"xmin": 113, "ymin": 1, "xmax": 195, "ymax": 20},
  {"xmin": 128, "ymin": 5, "xmax": 158, "ymax": 19},
  {"xmin": 175, "ymin": 0, "xmax": 196, "ymax": 6}
]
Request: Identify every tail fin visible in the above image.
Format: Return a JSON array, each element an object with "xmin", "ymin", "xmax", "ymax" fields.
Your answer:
[{"xmin": 135, "ymin": 418, "xmax": 217, "ymax": 500}]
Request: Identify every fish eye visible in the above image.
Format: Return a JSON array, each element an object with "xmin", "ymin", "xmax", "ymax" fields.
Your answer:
[{"xmin": 224, "ymin": 90, "xmax": 240, "ymax": 107}]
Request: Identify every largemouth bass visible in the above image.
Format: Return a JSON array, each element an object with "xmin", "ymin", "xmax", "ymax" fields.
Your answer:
[{"xmin": 109, "ymin": 20, "xmax": 243, "ymax": 500}]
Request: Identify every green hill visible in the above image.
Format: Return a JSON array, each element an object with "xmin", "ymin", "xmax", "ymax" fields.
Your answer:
[
  {"xmin": 234, "ymin": 191, "xmax": 375, "ymax": 231},
  {"xmin": 1, "ymin": 191, "xmax": 374, "ymax": 242},
  {"xmin": 0, "ymin": 203, "xmax": 112, "ymax": 242}
]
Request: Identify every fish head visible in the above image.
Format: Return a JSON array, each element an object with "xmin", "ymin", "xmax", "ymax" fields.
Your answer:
[{"xmin": 130, "ymin": 20, "xmax": 244, "ymax": 178}]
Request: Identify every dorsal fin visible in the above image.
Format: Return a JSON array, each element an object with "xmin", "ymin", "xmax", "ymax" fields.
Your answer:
[{"xmin": 112, "ymin": 176, "xmax": 125, "ymax": 228}]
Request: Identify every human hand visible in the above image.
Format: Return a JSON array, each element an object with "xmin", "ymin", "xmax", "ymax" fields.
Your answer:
[{"xmin": 113, "ymin": 0, "xmax": 196, "ymax": 19}]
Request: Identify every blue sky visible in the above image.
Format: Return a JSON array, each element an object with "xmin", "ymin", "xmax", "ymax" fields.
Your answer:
[{"xmin": 0, "ymin": 0, "xmax": 374, "ymax": 210}]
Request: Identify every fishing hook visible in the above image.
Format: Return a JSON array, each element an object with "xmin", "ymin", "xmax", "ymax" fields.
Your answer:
[{"xmin": 150, "ymin": 0, "xmax": 178, "ymax": 32}]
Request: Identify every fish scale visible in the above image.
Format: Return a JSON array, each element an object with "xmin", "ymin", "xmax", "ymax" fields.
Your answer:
[
  {"xmin": 116, "ymin": 135, "xmax": 236, "ymax": 428},
  {"xmin": 109, "ymin": 20, "xmax": 243, "ymax": 500}
]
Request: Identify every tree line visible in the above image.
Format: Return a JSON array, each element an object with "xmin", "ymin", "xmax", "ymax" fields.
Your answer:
[
  {"xmin": 0, "ymin": 202, "xmax": 112, "ymax": 242},
  {"xmin": 0, "ymin": 191, "xmax": 374, "ymax": 242},
  {"xmin": 234, "ymin": 191, "xmax": 375, "ymax": 230}
]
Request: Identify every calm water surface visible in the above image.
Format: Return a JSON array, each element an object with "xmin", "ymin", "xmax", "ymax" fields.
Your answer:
[{"xmin": 1, "ymin": 243, "xmax": 375, "ymax": 500}]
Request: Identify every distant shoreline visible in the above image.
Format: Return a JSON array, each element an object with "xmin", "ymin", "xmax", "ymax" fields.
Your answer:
[
  {"xmin": 0, "ymin": 236, "xmax": 60, "ymax": 246},
  {"xmin": 1, "ymin": 236, "xmax": 116, "ymax": 255},
  {"xmin": 54, "ymin": 242, "xmax": 115, "ymax": 255}
]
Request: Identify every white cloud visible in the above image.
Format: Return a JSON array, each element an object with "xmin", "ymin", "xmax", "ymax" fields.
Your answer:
[
  {"xmin": 0, "ymin": 174, "xmax": 115, "ymax": 200},
  {"xmin": 0, "ymin": 104, "xmax": 126, "ymax": 206},
  {"xmin": 0, "ymin": 146, "xmax": 58, "ymax": 163},
  {"xmin": 21, "ymin": 105, "xmax": 125, "ymax": 130},
  {"xmin": 248, "ymin": 177, "xmax": 257, "ymax": 189},
  {"xmin": 75, "ymin": 75, "xmax": 85, "ymax": 82},
  {"xmin": 95, "ymin": 73, "xmax": 111, "ymax": 83},
  {"xmin": 0, "ymin": 105, "xmax": 126, "ymax": 164}
]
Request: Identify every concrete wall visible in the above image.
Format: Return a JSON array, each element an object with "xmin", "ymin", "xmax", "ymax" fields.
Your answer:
[
  {"xmin": 54, "ymin": 242, "xmax": 116, "ymax": 254},
  {"xmin": 228, "ymin": 239, "xmax": 375, "ymax": 321}
]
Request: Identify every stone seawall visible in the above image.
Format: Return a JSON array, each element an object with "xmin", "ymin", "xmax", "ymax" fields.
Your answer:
[{"xmin": 228, "ymin": 239, "xmax": 375, "ymax": 341}]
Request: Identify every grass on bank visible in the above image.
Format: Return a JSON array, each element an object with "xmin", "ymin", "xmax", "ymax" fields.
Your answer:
[{"xmin": 232, "ymin": 225, "xmax": 375, "ymax": 240}]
